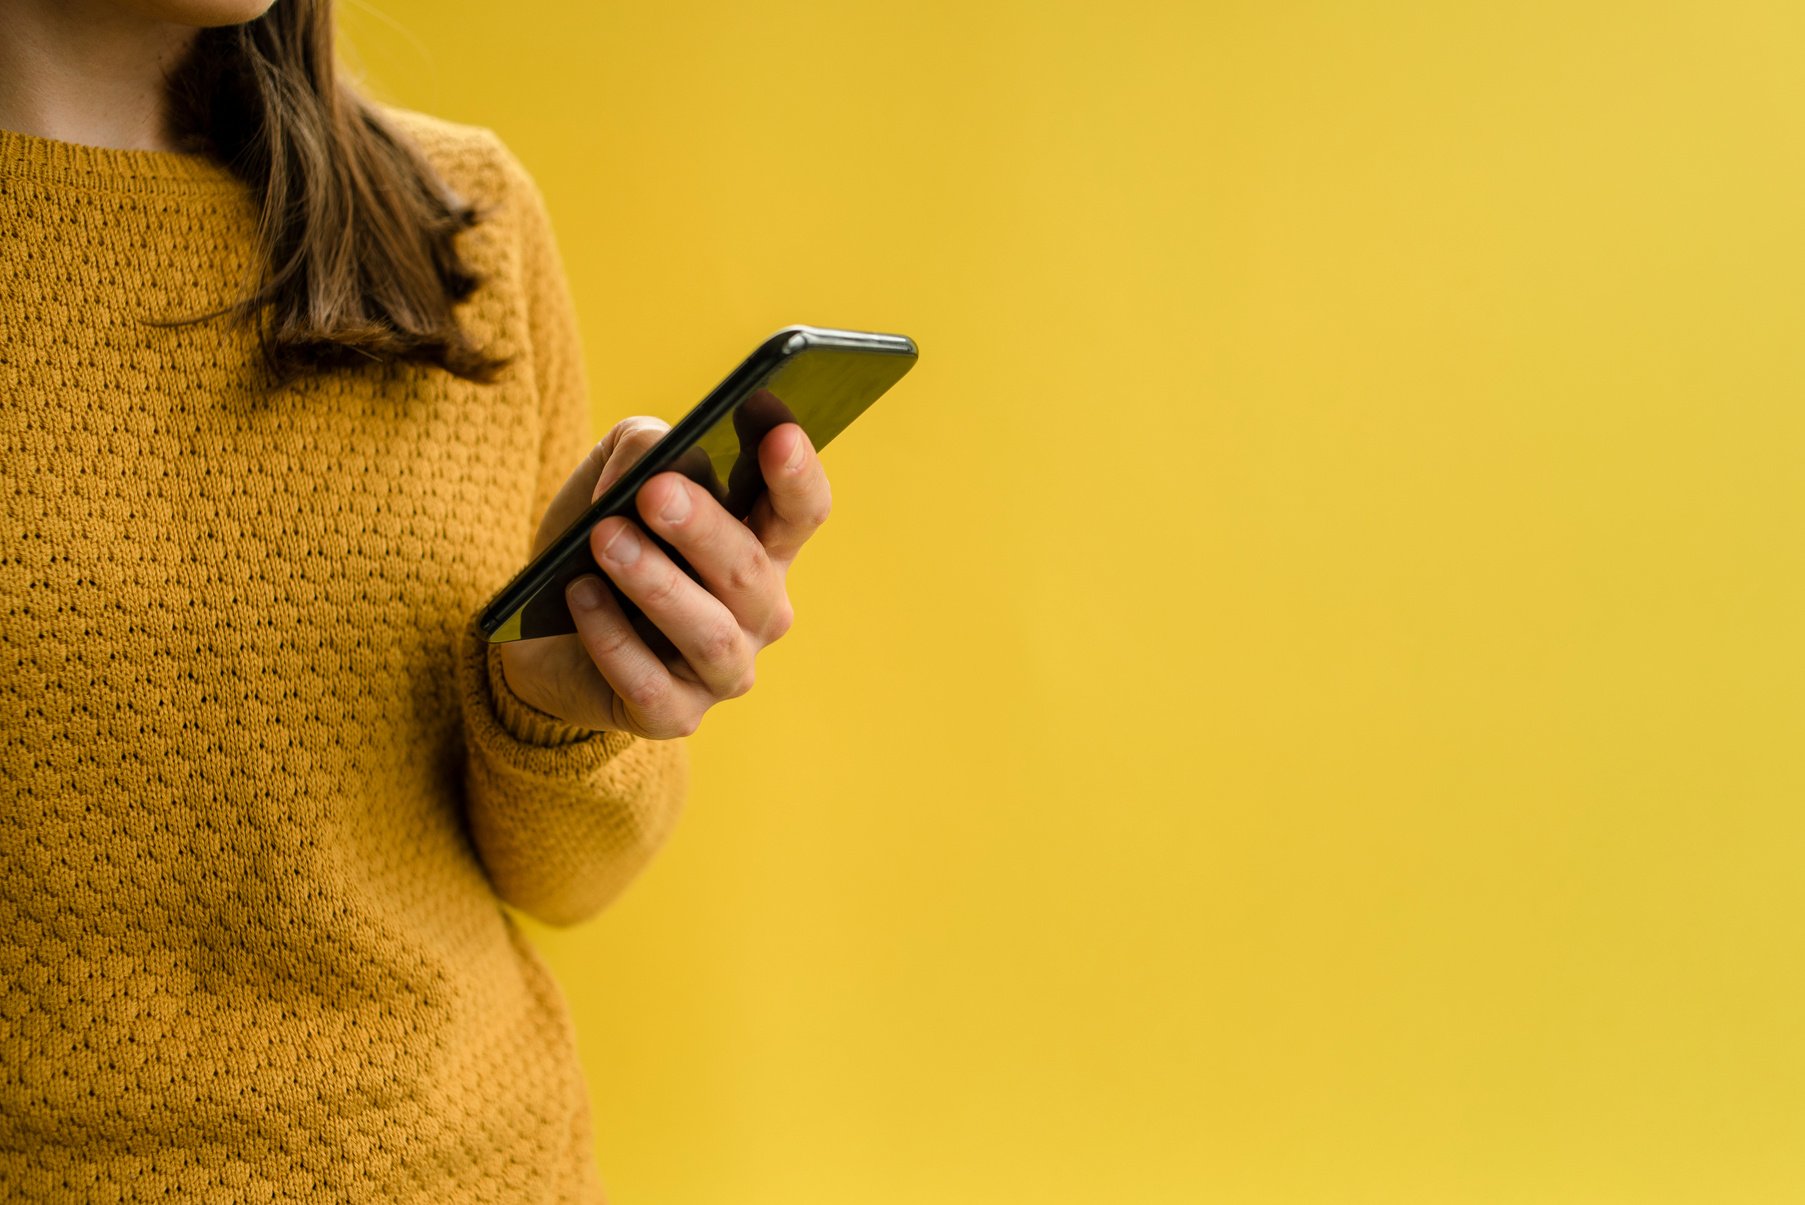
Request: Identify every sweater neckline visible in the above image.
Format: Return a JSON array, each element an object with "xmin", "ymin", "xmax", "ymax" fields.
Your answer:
[{"xmin": 0, "ymin": 125, "xmax": 241, "ymax": 195}]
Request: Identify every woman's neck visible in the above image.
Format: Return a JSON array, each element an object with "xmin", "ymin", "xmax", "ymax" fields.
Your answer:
[{"xmin": 0, "ymin": 1, "xmax": 198, "ymax": 153}]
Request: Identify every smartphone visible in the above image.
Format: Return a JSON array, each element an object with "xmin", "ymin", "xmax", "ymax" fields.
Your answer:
[{"xmin": 479, "ymin": 324, "xmax": 919, "ymax": 643}]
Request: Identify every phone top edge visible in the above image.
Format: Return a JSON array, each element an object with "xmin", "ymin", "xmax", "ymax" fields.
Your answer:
[{"xmin": 774, "ymin": 324, "xmax": 919, "ymax": 360}]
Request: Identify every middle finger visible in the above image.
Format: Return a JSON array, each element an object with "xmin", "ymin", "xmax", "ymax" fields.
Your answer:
[
  {"xmin": 590, "ymin": 514, "xmax": 757, "ymax": 699},
  {"xmin": 634, "ymin": 471, "xmax": 785, "ymax": 639}
]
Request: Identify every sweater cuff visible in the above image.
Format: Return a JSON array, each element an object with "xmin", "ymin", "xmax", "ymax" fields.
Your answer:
[
  {"xmin": 459, "ymin": 614, "xmax": 638, "ymax": 759},
  {"xmin": 486, "ymin": 640, "xmax": 599, "ymax": 747}
]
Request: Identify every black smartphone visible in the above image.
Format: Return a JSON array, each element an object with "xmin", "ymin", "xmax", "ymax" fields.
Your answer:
[{"xmin": 479, "ymin": 324, "xmax": 919, "ymax": 643}]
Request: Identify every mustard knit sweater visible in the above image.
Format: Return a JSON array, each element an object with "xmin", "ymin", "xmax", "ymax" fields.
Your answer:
[{"xmin": 0, "ymin": 109, "xmax": 689, "ymax": 1201}]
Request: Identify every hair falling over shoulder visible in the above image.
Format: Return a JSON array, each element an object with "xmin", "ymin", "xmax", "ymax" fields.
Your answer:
[{"xmin": 163, "ymin": 0, "xmax": 509, "ymax": 387}]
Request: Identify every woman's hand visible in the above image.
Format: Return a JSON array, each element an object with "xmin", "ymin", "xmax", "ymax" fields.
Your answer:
[{"xmin": 496, "ymin": 417, "xmax": 831, "ymax": 738}]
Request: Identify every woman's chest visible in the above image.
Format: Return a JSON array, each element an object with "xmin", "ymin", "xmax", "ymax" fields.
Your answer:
[{"xmin": 0, "ymin": 289, "xmax": 538, "ymax": 764}]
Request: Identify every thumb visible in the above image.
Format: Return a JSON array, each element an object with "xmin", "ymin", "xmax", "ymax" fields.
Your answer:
[
  {"xmin": 591, "ymin": 416, "xmax": 671, "ymax": 501},
  {"xmin": 529, "ymin": 418, "xmax": 670, "ymax": 557}
]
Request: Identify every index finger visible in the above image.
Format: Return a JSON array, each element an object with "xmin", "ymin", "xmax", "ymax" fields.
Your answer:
[{"xmin": 592, "ymin": 417, "xmax": 671, "ymax": 500}]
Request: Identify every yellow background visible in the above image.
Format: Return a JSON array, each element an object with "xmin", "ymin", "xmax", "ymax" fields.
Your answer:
[{"xmin": 342, "ymin": 2, "xmax": 1805, "ymax": 1201}]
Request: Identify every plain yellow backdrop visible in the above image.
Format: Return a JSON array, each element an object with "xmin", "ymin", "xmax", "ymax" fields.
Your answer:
[{"xmin": 340, "ymin": 2, "xmax": 1805, "ymax": 1202}]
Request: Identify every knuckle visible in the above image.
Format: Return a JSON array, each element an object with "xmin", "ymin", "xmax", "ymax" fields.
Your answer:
[
  {"xmin": 698, "ymin": 621, "xmax": 741, "ymax": 667},
  {"xmin": 584, "ymin": 620, "xmax": 637, "ymax": 664},
  {"xmin": 652, "ymin": 706, "xmax": 701, "ymax": 739},
  {"xmin": 621, "ymin": 668, "xmax": 670, "ymax": 711},
  {"xmin": 766, "ymin": 599, "xmax": 795, "ymax": 642},
  {"xmin": 725, "ymin": 546, "xmax": 767, "ymax": 595},
  {"xmin": 640, "ymin": 566, "xmax": 685, "ymax": 609},
  {"xmin": 728, "ymin": 666, "xmax": 757, "ymax": 699}
]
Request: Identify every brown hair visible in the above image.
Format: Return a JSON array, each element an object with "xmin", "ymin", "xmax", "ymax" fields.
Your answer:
[{"xmin": 164, "ymin": 0, "xmax": 507, "ymax": 386}]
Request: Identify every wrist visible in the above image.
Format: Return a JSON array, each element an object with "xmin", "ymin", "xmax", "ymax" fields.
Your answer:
[{"xmin": 488, "ymin": 641, "xmax": 611, "ymax": 745}]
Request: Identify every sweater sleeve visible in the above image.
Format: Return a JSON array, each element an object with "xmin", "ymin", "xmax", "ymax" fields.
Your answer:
[{"xmin": 453, "ymin": 138, "xmax": 689, "ymax": 928}]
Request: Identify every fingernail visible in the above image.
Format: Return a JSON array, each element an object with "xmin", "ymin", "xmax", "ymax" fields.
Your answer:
[
  {"xmin": 569, "ymin": 575, "xmax": 606, "ymax": 611},
  {"xmin": 601, "ymin": 524, "xmax": 641, "ymax": 566},
  {"xmin": 786, "ymin": 437, "xmax": 807, "ymax": 473},
  {"xmin": 660, "ymin": 484, "xmax": 690, "ymax": 523}
]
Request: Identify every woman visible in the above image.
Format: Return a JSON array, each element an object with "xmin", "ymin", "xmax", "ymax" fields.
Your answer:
[{"xmin": 0, "ymin": 0, "xmax": 828, "ymax": 1199}]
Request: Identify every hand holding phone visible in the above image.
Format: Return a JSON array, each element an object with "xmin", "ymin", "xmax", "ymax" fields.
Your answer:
[
  {"xmin": 482, "ymin": 325, "xmax": 918, "ymax": 738},
  {"xmin": 481, "ymin": 324, "xmax": 916, "ymax": 643}
]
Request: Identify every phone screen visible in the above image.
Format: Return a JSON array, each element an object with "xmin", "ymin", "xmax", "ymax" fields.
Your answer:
[{"xmin": 665, "ymin": 346, "xmax": 913, "ymax": 520}]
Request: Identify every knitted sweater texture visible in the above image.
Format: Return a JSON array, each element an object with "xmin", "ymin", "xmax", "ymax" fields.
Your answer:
[{"xmin": 0, "ymin": 110, "xmax": 688, "ymax": 1202}]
